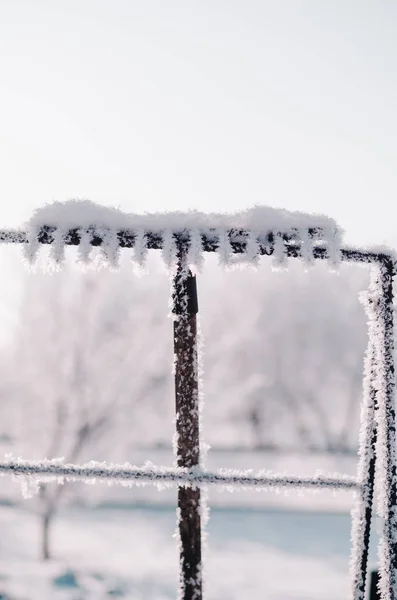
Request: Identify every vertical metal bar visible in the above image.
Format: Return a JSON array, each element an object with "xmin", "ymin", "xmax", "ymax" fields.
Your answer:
[
  {"xmin": 173, "ymin": 244, "xmax": 202, "ymax": 600},
  {"xmin": 376, "ymin": 257, "xmax": 397, "ymax": 600},
  {"xmin": 369, "ymin": 571, "xmax": 381, "ymax": 600},
  {"xmin": 350, "ymin": 337, "xmax": 377, "ymax": 600}
]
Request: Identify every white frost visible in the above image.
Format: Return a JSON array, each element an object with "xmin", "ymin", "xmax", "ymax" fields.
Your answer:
[
  {"xmin": 0, "ymin": 455, "xmax": 360, "ymax": 493},
  {"xmin": 132, "ymin": 228, "xmax": 148, "ymax": 270},
  {"xmin": 26, "ymin": 199, "xmax": 338, "ymax": 233},
  {"xmin": 348, "ymin": 279, "xmax": 377, "ymax": 600},
  {"xmin": 161, "ymin": 229, "xmax": 177, "ymax": 270},
  {"xmin": 77, "ymin": 228, "xmax": 93, "ymax": 264},
  {"xmin": 187, "ymin": 229, "xmax": 205, "ymax": 272},
  {"xmin": 349, "ymin": 263, "xmax": 397, "ymax": 600},
  {"xmin": 23, "ymin": 199, "xmax": 342, "ymax": 270}
]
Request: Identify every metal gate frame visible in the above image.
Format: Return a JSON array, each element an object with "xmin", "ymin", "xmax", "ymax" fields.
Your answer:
[{"xmin": 0, "ymin": 225, "xmax": 395, "ymax": 600}]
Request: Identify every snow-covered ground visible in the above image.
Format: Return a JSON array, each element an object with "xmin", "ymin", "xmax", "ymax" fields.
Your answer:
[
  {"xmin": 0, "ymin": 447, "xmax": 373, "ymax": 599},
  {"xmin": 0, "ymin": 500, "xmax": 379, "ymax": 600}
]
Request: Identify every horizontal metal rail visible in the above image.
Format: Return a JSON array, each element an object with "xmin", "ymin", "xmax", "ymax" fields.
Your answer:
[
  {"xmin": 0, "ymin": 227, "xmax": 391, "ymax": 264},
  {"xmin": 0, "ymin": 458, "xmax": 361, "ymax": 491}
]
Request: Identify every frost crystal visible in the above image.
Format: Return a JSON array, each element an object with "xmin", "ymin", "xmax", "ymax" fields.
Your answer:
[
  {"xmin": 348, "ymin": 279, "xmax": 377, "ymax": 600},
  {"xmin": 216, "ymin": 228, "xmax": 233, "ymax": 267},
  {"xmin": 21, "ymin": 199, "xmax": 342, "ymax": 271},
  {"xmin": 349, "ymin": 260, "xmax": 397, "ymax": 600},
  {"xmin": 187, "ymin": 229, "xmax": 204, "ymax": 272},
  {"xmin": 50, "ymin": 227, "xmax": 66, "ymax": 265},
  {"xmin": 272, "ymin": 232, "xmax": 288, "ymax": 269},
  {"xmin": 327, "ymin": 228, "xmax": 342, "ymax": 268},
  {"xmin": 77, "ymin": 228, "xmax": 93, "ymax": 264},
  {"xmin": 22, "ymin": 226, "xmax": 40, "ymax": 265},
  {"xmin": 0, "ymin": 456, "xmax": 360, "ymax": 491},
  {"xmin": 98, "ymin": 227, "xmax": 120, "ymax": 268},
  {"xmin": 370, "ymin": 263, "xmax": 397, "ymax": 600},
  {"xmin": 161, "ymin": 229, "xmax": 177, "ymax": 270},
  {"xmin": 132, "ymin": 228, "xmax": 148, "ymax": 270},
  {"xmin": 298, "ymin": 227, "xmax": 314, "ymax": 268},
  {"xmin": 245, "ymin": 230, "xmax": 260, "ymax": 267}
]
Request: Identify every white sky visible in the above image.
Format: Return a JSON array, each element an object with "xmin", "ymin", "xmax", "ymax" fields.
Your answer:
[
  {"xmin": 1, "ymin": 1, "xmax": 397, "ymax": 243},
  {"xmin": 0, "ymin": 0, "xmax": 396, "ymax": 341}
]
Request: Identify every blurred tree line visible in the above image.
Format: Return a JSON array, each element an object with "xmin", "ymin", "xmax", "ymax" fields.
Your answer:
[
  {"xmin": 0, "ymin": 250, "xmax": 370, "ymax": 558},
  {"xmin": 0, "ymin": 251, "xmax": 370, "ymax": 458}
]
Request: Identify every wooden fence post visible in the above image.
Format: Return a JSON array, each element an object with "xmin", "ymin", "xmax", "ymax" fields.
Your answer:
[{"xmin": 173, "ymin": 243, "xmax": 202, "ymax": 600}]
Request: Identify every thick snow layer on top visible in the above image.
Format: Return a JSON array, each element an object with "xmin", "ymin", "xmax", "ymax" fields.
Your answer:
[
  {"xmin": 24, "ymin": 199, "xmax": 342, "ymax": 269},
  {"xmin": 27, "ymin": 199, "xmax": 339, "ymax": 234}
]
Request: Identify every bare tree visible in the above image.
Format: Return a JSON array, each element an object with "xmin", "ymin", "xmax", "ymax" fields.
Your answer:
[
  {"xmin": 201, "ymin": 260, "xmax": 369, "ymax": 452},
  {"xmin": 9, "ymin": 260, "xmax": 172, "ymax": 560}
]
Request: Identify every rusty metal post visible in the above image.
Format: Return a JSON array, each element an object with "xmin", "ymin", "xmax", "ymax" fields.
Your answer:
[
  {"xmin": 173, "ymin": 244, "xmax": 202, "ymax": 600},
  {"xmin": 368, "ymin": 570, "xmax": 380, "ymax": 600},
  {"xmin": 350, "ymin": 338, "xmax": 377, "ymax": 600},
  {"xmin": 376, "ymin": 257, "xmax": 397, "ymax": 600}
]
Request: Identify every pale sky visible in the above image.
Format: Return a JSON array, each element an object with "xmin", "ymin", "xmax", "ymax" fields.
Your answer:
[
  {"xmin": 0, "ymin": 0, "xmax": 396, "ymax": 342},
  {"xmin": 0, "ymin": 0, "xmax": 397, "ymax": 245}
]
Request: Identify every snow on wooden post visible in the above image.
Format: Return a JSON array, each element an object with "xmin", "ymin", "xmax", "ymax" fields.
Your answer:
[{"xmin": 172, "ymin": 241, "xmax": 202, "ymax": 600}]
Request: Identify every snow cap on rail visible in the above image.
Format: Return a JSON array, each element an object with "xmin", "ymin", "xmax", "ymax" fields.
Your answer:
[{"xmin": 24, "ymin": 199, "xmax": 343, "ymax": 270}]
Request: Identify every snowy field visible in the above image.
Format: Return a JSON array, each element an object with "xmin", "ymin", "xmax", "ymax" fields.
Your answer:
[
  {"xmin": 0, "ymin": 500, "xmax": 380, "ymax": 600},
  {"xmin": 0, "ymin": 449, "xmax": 375, "ymax": 599}
]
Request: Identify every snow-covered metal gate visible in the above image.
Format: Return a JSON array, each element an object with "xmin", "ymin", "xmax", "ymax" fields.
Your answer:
[{"xmin": 0, "ymin": 213, "xmax": 395, "ymax": 600}]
